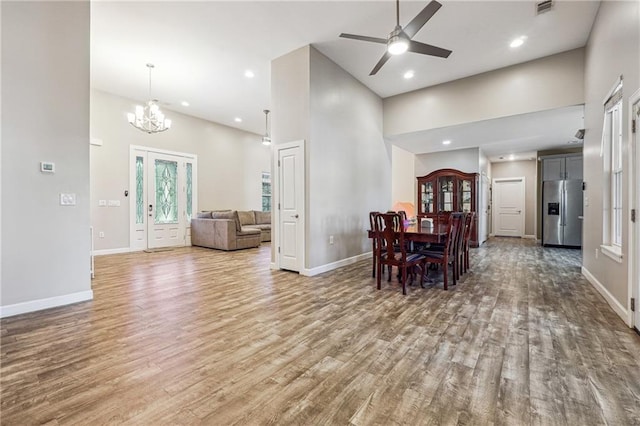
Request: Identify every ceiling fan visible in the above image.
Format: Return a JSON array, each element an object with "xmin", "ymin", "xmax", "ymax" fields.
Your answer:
[{"xmin": 339, "ymin": 0, "xmax": 452, "ymax": 76}]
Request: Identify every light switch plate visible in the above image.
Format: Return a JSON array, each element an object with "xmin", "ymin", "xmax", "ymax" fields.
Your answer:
[
  {"xmin": 99, "ymin": 200, "xmax": 107, "ymax": 206},
  {"xmin": 60, "ymin": 193, "xmax": 76, "ymax": 206}
]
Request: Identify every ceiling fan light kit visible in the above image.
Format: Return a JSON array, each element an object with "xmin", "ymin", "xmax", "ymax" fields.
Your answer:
[
  {"xmin": 339, "ymin": 0, "xmax": 452, "ymax": 75},
  {"xmin": 127, "ymin": 63, "xmax": 171, "ymax": 134}
]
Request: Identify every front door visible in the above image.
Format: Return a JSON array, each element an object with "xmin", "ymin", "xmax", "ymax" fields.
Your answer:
[
  {"xmin": 631, "ymin": 92, "xmax": 640, "ymax": 329},
  {"xmin": 277, "ymin": 142, "xmax": 304, "ymax": 272},
  {"xmin": 493, "ymin": 177, "xmax": 525, "ymax": 237},
  {"xmin": 130, "ymin": 147, "xmax": 197, "ymax": 250}
]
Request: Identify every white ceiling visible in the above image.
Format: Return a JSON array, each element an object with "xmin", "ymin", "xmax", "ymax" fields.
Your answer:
[{"xmin": 91, "ymin": 0, "xmax": 599, "ymax": 157}]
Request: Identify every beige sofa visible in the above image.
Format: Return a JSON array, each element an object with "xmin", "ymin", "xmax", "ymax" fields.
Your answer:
[
  {"xmin": 238, "ymin": 210, "xmax": 271, "ymax": 242},
  {"xmin": 191, "ymin": 210, "xmax": 271, "ymax": 251},
  {"xmin": 191, "ymin": 210, "xmax": 261, "ymax": 251}
]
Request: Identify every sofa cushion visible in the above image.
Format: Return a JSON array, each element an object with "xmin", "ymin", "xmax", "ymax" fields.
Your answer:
[
  {"xmin": 250, "ymin": 224, "xmax": 271, "ymax": 231},
  {"xmin": 197, "ymin": 211, "xmax": 213, "ymax": 219},
  {"xmin": 212, "ymin": 210, "xmax": 242, "ymax": 231},
  {"xmin": 238, "ymin": 211, "xmax": 256, "ymax": 226},
  {"xmin": 239, "ymin": 227, "xmax": 261, "ymax": 236},
  {"xmin": 254, "ymin": 211, "xmax": 271, "ymax": 225}
]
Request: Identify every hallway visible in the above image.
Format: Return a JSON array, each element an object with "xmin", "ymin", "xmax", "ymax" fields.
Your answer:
[{"xmin": 1, "ymin": 238, "xmax": 639, "ymax": 424}]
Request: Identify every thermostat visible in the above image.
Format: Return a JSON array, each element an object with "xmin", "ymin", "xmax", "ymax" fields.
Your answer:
[{"xmin": 40, "ymin": 162, "xmax": 55, "ymax": 173}]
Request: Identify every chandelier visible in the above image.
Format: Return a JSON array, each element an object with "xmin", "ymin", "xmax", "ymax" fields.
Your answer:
[
  {"xmin": 127, "ymin": 63, "xmax": 171, "ymax": 134},
  {"xmin": 262, "ymin": 109, "xmax": 271, "ymax": 146}
]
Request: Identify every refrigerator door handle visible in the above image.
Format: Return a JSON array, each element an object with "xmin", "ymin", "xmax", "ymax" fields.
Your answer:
[{"xmin": 561, "ymin": 181, "xmax": 566, "ymax": 227}]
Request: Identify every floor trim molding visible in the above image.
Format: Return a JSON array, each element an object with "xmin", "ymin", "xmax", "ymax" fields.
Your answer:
[
  {"xmin": 93, "ymin": 247, "xmax": 140, "ymax": 256},
  {"xmin": 0, "ymin": 290, "xmax": 94, "ymax": 318},
  {"xmin": 301, "ymin": 252, "xmax": 371, "ymax": 277},
  {"xmin": 582, "ymin": 266, "xmax": 630, "ymax": 326}
]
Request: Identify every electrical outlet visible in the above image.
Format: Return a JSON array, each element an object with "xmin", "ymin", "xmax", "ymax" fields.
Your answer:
[
  {"xmin": 595, "ymin": 248, "xmax": 599, "ymax": 259},
  {"xmin": 329, "ymin": 235, "xmax": 334, "ymax": 245},
  {"xmin": 98, "ymin": 200, "xmax": 107, "ymax": 207},
  {"xmin": 99, "ymin": 232, "xmax": 105, "ymax": 238}
]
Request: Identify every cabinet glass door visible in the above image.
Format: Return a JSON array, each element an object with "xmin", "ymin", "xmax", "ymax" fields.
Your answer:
[
  {"xmin": 438, "ymin": 176, "xmax": 454, "ymax": 212},
  {"xmin": 460, "ymin": 179, "xmax": 472, "ymax": 212},
  {"xmin": 421, "ymin": 181, "xmax": 434, "ymax": 213}
]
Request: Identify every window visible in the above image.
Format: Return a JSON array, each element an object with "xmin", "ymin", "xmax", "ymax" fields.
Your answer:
[
  {"xmin": 261, "ymin": 172, "xmax": 271, "ymax": 212},
  {"xmin": 601, "ymin": 81, "xmax": 623, "ymax": 261}
]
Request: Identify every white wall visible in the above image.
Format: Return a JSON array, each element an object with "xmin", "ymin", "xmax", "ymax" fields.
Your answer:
[
  {"xmin": 582, "ymin": 0, "xmax": 639, "ymax": 313},
  {"xmin": 308, "ymin": 47, "xmax": 389, "ymax": 269},
  {"xmin": 415, "ymin": 147, "xmax": 480, "ymax": 177},
  {"xmin": 1, "ymin": 1, "xmax": 92, "ymax": 313},
  {"xmin": 384, "ymin": 48, "xmax": 585, "ymax": 137},
  {"xmin": 491, "ymin": 160, "xmax": 537, "ymax": 236},
  {"xmin": 391, "ymin": 145, "xmax": 416, "ymax": 206},
  {"xmin": 90, "ymin": 90, "xmax": 269, "ymax": 251}
]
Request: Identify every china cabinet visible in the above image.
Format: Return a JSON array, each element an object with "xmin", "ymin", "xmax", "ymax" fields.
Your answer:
[{"xmin": 417, "ymin": 168, "xmax": 479, "ymax": 246}]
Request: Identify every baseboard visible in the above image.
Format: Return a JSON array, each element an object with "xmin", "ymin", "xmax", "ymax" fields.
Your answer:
[
  {"xmin": 581, "ymin": 266, "xmax": 631, "ymax": 326},
  {"xmin": 523, "ymin": 234, "xmax": 536, "ymax": 239},
  {"xmin": 93, "ymin": 247, "xmax": 139, "ymax": 256},
  {"xmin": 0, "ymin": 290, "xmax": 94, "ymax": 318},
  {"xmin": 270, "ymin": 262, "xmax": 277, "ymax": 270},
  {"xmin": 301, "ymin": 252, "xmax": 371, "ymax": 277}
]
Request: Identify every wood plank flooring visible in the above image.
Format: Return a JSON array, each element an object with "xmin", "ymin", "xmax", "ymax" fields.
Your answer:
[{"xmin": 1, "ymin": 238, "xmax": 639, "ymax": 425}]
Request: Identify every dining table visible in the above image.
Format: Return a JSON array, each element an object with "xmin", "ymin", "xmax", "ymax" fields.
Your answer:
[{"xmin": 367, "ymin": 221, "xmax": 448, "ymax": 245}]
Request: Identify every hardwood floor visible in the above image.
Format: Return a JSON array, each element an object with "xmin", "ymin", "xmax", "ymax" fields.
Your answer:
[{"xmin": 2, "ymin": 238, "xmax": 639, "ymax": 425}]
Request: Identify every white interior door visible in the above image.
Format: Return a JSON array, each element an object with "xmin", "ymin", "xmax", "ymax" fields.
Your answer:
[
  {"xmin": 493, "ymin": 177, "xmax": 525, "ymax": 237},
  {"xmin": 277, "ymin": 143, "xmax": 304, "ymax": 272},
  {"xmin": 631, "ymin": 93, "xmax": 639, "ymax": 329}
]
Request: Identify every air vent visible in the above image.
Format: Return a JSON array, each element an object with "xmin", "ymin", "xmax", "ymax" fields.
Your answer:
[{"xmin": 536, "ymin": 0, "xmax": 553, "ymax": 15}]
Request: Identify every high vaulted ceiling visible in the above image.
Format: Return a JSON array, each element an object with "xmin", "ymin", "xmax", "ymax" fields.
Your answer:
[{"xmin": 91, "ymin": 0, "xmax": 600, "ymax": 156}]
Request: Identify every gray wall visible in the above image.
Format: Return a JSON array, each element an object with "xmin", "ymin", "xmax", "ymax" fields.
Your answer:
[
  {"xmin": 90, "ymin": 90, "xmax": 269, "ymax": 251},
  {"xmin": 491, "ymin": 160, "xmax": 537, "ymax": 236},
  {"xmin": 391, "ymin": 145, "xmax": 416, "ymax": 206},
  {"xmin": 415, "ymin": 148, "xmax": 480, "ymax": 177},
  {"xmin": 384, "ymin": 48, "xmax": 585, "ymax": 137},
  {"xmin": 582, "ymin": 0, "xmax": 639, "ymax": 306},
  {"xmin": 271, "ymin": 46, "xmax": 390, "ymax": 271},
  {"xmin": 1, "ymin": 2, "xmax": 91, "ymax": 308},
  {"xmin": 308, "ymin": 47, "xmax": 389, "ymax": 268}
]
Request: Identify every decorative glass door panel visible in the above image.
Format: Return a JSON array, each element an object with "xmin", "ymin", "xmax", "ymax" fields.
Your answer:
[
  {"xmin": 154, "ymin": 159, "xmax": 178, "ymax": 224},
  {"xmin": 135, "ymin": 156, "xmax": 144, "ymax": 224},
  {"xmin": 438, "ymin": 176, "xmax": 454, "ymax": 212}
]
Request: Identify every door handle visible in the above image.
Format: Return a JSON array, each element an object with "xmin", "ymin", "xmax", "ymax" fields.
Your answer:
[
  {"xmin": 149, "ymin": 204, "xmax": 153, "ymax": 217},
  {"xmin": 293, "ymin": 214, "xmax": 299, "ymax": 219}
]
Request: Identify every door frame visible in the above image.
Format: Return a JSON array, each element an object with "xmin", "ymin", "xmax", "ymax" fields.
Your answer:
[
  {"xmin": 272, "ymin": 140, "xmax": 306, "ymax": 273},
  {"xmin": 129, "ymin": 145, "xmax": 198, "ymax": 251},
  {"xmin": 628, "ymin": 88, "xmax": 639, "ymax": 329},
  {"xmin": 491, "ymin": 176, "xmax": 526, "ymax": 238}
]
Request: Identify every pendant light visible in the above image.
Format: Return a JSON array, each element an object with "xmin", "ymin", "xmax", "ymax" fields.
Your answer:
[{"xmin": 262, "ymin": 109, "xmax": 271, "ymax": 146}]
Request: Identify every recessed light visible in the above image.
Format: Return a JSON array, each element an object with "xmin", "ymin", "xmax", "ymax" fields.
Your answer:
[
  {"xmin": 509, "ymin": 155, "xmax": 516, "ymax": 160},
  {"xmin": 234, "ymin": 117, "xmax": 242, "ymax": 123},
  {"xmin": 510, "ymin": 36, "xmax": 527, "ymax": 48},
  {"xmin": 403, "ymin": 70, "xmax": 415, "ymax": 79},
  {"xmin": 442, "ymin": 140, "xmax": 451, "ymax": 145},
  {"xmin": 244, "ymin": 70, "xmax": 255, "ymax": 78},
  {"xmin": 181, "ymin": 101, "xmax": 190, "ymax": 107}
]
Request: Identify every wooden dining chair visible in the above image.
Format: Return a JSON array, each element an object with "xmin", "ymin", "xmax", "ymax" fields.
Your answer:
[
  {"xmin": 369, "ymin": 211, "xmax": 380, "ymax": 278},
  {"xmin": 374, "ymin": 213, "xmax": 427, "ymax": 295},
  {"xmin": 462, "ymin": 212, "xmax": 475, "ymax": 274},
  {"xmin": 418, "ymin": 212, "xmax": 464, "ymax": 290},
  {"xmin": 454, "ymin": 212, "xmax": 468, "ymax": 281}
]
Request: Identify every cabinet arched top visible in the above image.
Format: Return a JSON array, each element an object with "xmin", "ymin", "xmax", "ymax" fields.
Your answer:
[{"xmin": 417, "ymin": 168, "xmax": 479, "ymax": 180}]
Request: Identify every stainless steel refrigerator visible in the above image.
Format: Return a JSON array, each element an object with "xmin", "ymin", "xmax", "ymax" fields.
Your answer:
[{"xmin": 542, "ymin": 180, "xmax": 583, "ymax": 247}]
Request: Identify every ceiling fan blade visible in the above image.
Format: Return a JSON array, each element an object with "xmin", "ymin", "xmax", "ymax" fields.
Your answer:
[
  {"xmin": 408, "ymin": 40, "xmax": 452, "ymax": 58},
  {"xmin": 370, "ymin": 52, "xmax": 392, "ymax": 76},
  {"xmin": 339, "ymin": 33, "xmax": 387, "ymax": 45},
  {"xmin": 403, "ymin": 0, "xmax": 442, "ymax": 39}
]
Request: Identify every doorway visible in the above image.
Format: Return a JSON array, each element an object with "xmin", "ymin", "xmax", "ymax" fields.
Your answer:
[
  {"xmin": 130, "ymin": 146, "xmax": 197, "ymax": 251},
  {"xmin": 492, "ymin": 177, "xmax": 525, "ymax": 237},
  {"xmin": 274, "ymin": 140, "xmax": 305, "ymax": 272}
]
